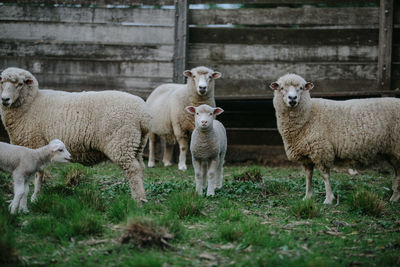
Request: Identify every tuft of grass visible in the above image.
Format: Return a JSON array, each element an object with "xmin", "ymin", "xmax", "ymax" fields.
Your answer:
[
  {"xmin": 61, "ymin": 163, "xmax": 89, "ymax": 187},
  {"xmin": 233, "ymin": 166, "xmax": 263, "ymax": 182},
  {"xmin": 121, "ymin": 217, "xmax": 174, "ymax": 249},
  {"xmin": 349, "ymin": 189, "xmax": 385, "ymax": 217},
  {"xmin": 167, "ymin": 191, "xmax": 205, "ymax": 219},
  {"xmin": 218, "ymin": 223, "xmax": 244, "ymax": 242},
  {"xmin": 106, "ymin": 194, "xmax": 140, "ymax": 223},
  {"xmin": 291, "ymin": 199, "xmax": 320, "ymax": 219}
]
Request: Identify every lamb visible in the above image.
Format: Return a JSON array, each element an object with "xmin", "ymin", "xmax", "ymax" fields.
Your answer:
[
  {"xmin": 0, "ymin": 67, "xmax": 151, "ymax": 203},
  {"xmin": 270, "ymin": 73, "xmax": 400, "ymax": 204},
  {"xmin": 0, "ymin": 139, "xmax": 71, "ymax": 214},
  {"xmin": 146, "ymin": 66, "xmax": 221, "ymax": 170},
  {"xmin": 185, "ymin": 104, "xmax": 227, "ymax": 196}
]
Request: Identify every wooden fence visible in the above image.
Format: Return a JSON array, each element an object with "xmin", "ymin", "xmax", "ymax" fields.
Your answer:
[{"xmin": 0, "ymin": 0, "xmax": 399, "ymax": 164}]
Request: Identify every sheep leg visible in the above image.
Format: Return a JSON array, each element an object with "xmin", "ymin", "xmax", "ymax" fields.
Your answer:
[
  {"xmin": 201, "ymin": 161, "xmax": 208, "ymax": 189},
  {"xmin": 390, "ymin": 165, "xmax": 400, "ymax": 202},
  {"xmin": 10, "ymin": 173, "xmax": 25, "ymax": 214},
  {"xmin": 177, "ymin": 137, "xmax": 189, "ymax": 171},
  {"xmin": 19, "ymin": 180, "xmax": 30, "ymax": 213},
  {"xmin": 162, "ymin": 142, "xmax": 174, "ymax": 167},
  {"xmin": 216, "ymin": 158, "xmax": 224, "ymax": 189},
  {"xmin": 206, "ymin": 159, "xmax": 218, "ymax": 196},
  {"xmin": 302, "ymin": 163, "xmax": 314, "ymax": 200},
  {"xmin": 321, "ymin": 168, "xmax": 335, "ymax": 204},
  {"xmin": 148, "ymin": 133, "xmax": 156, "ymax": 168},
  {"xmin": 193, "ymin": 159, "xmax": 203, "ymax": 195},
  {"xmin": 31, "ymin": 171, "xmax": 44, "ymax": 203}
]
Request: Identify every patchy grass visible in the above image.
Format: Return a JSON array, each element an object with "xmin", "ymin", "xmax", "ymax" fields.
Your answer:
[{"xmin": 0, "ymin": 162, "xmax": 399, "ymax": 266}]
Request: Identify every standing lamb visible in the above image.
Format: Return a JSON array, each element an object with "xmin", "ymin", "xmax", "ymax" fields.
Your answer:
[
  {"xmin": 0, "ymin": 67, "xmax": 151, "ymax": 203},
  {"xmin": 0, "ymin": 139, "xmax": 71, "ymax": 214},
  {"xmin": 146, "ymin": 66, "xmax": 221, "ymax": 170},
  {"xmin": 270, "ymin": 73, "xmax": 400, "ymax": 204},
  {"xmin": 185, "ymin": 104, "xmax": 227, "ymax": 196}
]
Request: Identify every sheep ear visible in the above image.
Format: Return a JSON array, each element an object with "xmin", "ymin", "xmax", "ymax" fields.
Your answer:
[
  {"xmin": 213, "ymin": 107, "xmax": 224, "ymax": 115},
  {"xmin": 212, "ymin": 72, "xmax": 221, "ymax": 79},
  {"xmin": 183, "ymin": 70, "xmax": 193, "ymax": 78},
  {"xmin": 185, "ymin": 106, "xmax": 196, "ymax": 114},
  {"xmin": 305, "ymin": 82, "xmax": 314, "ymax": 91},
  {"xmin": 25, "ymin": 79, "xmax": 33, "ymax": 85},
  {"xmin": 270, "ymin": 82, "xmax": 280, "ymax": 90},
  {"xmin": 48, "ymin": 143, "xmax": 61, "ymax": 152}
]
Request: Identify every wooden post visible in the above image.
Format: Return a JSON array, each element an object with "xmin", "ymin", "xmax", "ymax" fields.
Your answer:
[
  {"xmin": 173, "ymin": 0, "xmax": 189, "ymax": 84},
  {"xmin": 377, "ymin": 0, "xmax": 393, "ymax": 90}
]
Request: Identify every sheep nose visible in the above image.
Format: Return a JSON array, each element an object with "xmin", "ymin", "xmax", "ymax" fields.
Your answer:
[
  {"xmin": 199, "ymin": 86, "xmax": 207, "ymax": 94},
  {"xmin": 288, "ymin": 95, "xmax": 297, "ymax": 100},
  {"xmin": 2, "ymin": 97, "xmax": 10, "ymax": 102},
  {"xmin": 201, "ymin": 120, "xmax": 207, "ymax": 125}
]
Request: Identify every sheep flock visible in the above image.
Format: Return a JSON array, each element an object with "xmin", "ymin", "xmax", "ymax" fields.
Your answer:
[{"xmin": 0, "ymin": 65, "xmax": 399, "ymax": 214}]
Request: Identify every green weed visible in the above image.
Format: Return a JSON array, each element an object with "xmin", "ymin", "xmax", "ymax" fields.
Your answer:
[
  {"xmin": 167, "ymin": 190, "xmax": 205, "ymax": 219},
  {"xmin": 291, "ymin": 199, "xmax": 320, "ymax": 219},
  {"xmin": 349, "ymin": 189, "xmax": 385, "ymax": 217}
]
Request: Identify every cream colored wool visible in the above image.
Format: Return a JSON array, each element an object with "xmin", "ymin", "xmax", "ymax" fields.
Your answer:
[
  {"xmin": 271, "ymin": 73, "xmax": 400, "ymax": 204},
  {"xmin": 146, "ymin": 66, "xmax": 221, "ymax": 170},
  {"xmin": 0, "ymin": 67, "xmax": 151, "ymax": 202}
]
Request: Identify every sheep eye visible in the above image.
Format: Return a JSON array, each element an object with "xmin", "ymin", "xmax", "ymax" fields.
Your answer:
[
  {"xmin": 58, "ymin": 148, "xmax": 63, "ymax": 152},
  {"xmin": 192, "ymin": 75, "xmax": 196, "ymax": 78},
  {"xmin": 209, "ymin": 113, "xmax": 213, "ymax": 115},
  {"xmin": 196, "ymin": 112, "xmax": 199, "ymax": 115},
  {"xmin": 300, "ymin": 87, "xmax": 304, "ymax": 90},
  {"xmin": 18, "ymin": 82, "xmax": 23, "ymax": 87}
]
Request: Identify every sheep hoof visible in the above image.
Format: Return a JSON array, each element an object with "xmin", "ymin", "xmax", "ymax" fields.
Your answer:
[
  {"xmin": 178, "ymin": 164, "xmax": 187, "ymax": 171},
  {"xmin": 148, "ymin": 161, "xmax": 155, "ymax": 168},
  {"xmin": 302, "ymin": 194, "xmax": 313, "ymax": 200},
  {"xmin": 163, "ymin": 161, "xmax": 172, "ymax": 167},
  {"xmin": 390, "ymin": 192, "xmax": 400, "ymax": 202},
  {"xmin": 30, "ymin": 194, "xmax": 37, "ymax": 203},
  {"xmin": 323, "ymin": 198, "xmax": 334, "ymax": 205},
  {"xmin": 140, "ymin": 198, "xmax": 148, "ymax": 203}
]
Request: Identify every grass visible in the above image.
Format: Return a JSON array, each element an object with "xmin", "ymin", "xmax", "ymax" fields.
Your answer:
[{"xmin": 0, "ymin": 161, "xmax": 399, "ymax": 266}]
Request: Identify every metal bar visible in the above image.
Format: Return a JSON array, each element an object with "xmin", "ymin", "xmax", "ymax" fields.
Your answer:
[
  {"xmin": 377, "ymin": 0, "xmax": 394, "ymax": 90},
  {"xmin": 173, "ymin": 0, "xmax": 188, "ymax": 84}
]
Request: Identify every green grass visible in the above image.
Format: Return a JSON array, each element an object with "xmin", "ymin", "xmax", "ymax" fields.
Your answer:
[{"xmin": 0, "ymin": 161, "xmax": 400, "ymax": 266}]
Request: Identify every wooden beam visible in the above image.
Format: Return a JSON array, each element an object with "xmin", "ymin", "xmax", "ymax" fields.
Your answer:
[
  {"xmin": 173, "ymin": 0, "xmax": 188, "ymax": 84},
  {"xmin": 377, "ymin": 0, "xmax": 394, "ymax": 90}
]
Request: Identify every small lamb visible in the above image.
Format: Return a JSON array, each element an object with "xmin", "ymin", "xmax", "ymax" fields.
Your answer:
[
  {"xmin": 0, "ymin": 139, "xmax": 71, "ymax": 214},
  {"xmin": 185, "ymin": 104, "xmax": 227, "ymax": 196}
]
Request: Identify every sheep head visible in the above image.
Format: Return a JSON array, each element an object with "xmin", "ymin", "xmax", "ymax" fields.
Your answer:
[
  {"xmin": 185, "ymin": 104, "xmax": 224, "ymax": 131},
  {"xmin": 183, "ymin": 66, "xmax": 221, "ymax": 96},
  {"xmin": 0, "ymin": 67, "xmax": 38, "ymax": 108},
  {"xmin": 270, "ymin": 74, "xmax": 313, "ymax": 108}
]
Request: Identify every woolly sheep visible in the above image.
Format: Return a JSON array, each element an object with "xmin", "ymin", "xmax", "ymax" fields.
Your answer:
[
  {"xmin": 146, "ymin": 66, "xmax": 221, "ymax": 170},
  {"xmin": 270, "ymin": 73, "xmax": 400, "ymax": 204},
  {"xmin": 0, "ymin": 139, "xmax": 71, "ymax": 214},
  {"xmin": 0, "ymin": 67, "xmax": 151, "ymax": 203},
  {"xmin": 185, "ymin": 104, "xmax": 227, "ymax": 196}
]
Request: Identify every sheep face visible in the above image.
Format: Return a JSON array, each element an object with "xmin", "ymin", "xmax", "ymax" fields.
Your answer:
[
  {"xmin": 48, "ymin": 139, "xmax": 72, "ymax": 163},
  {"xmin": 184, "ymin": 67, "xmax": 221, "ymax": 96},
  {"xmin": 270, "ymin": 74, "xmax": 313, "ymax": 108},
  {"xmin": 185, "ymin": 104, "xmax": 224, "ymax": 131},
  {"xmin": 0, "ymin": 68, "xmax": 35, "ymax": 107}
]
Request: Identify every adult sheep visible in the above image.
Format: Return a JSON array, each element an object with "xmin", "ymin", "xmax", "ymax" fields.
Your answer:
[
  {"xmin": 270, "ymin": 73, "xmax": 400, "ymax": 204},
  {"xmin": 0, "ymin": 67, "xmax": 151, "ymax": 203},
  {"xmin": 146, "ymin": 66, "xmax": 221, "ymax": 170}
]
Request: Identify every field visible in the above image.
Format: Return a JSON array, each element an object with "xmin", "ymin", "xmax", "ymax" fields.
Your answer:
[{"xmin": 1, "ymin": 161, "xmax": 400, "ymax": 267}]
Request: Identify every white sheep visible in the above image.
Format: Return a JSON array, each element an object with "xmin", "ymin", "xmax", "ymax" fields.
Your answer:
[
  {"xmin": 270, "ymin": 73, "xmax": 400, "ymax": 204},
  {"xmin": 0, "ymin": 67, "xmax": 151, "ymax": 203},
  {"xmin": 146, "ymin": 66, "xmax": 221, "ymax": 170},
  {"xmin": 185, "ymin": 104, "xmax": 227, "ymax": 196},
  {"xmin": 0, "ymin": 139, "xmax": 71, "ymax": 214}
]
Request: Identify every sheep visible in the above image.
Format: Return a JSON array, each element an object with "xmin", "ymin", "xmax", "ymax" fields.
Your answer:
[
  {"xmin": 146, "ymin": 66, "xmax": 221, "ymax": 171},
  {"xmin": 185, "ymin": 104, "xmax": 227, "ymax": 196},
  {"xmin": 270, "ymin": 73, "xmax": 400, "ymax": 204},
  {"xmin": 0, "ymin": 67, "xmax": 151, "ymax": 203},
  {"xmin": 0, "ymin": 139, "xmax": 71, "ymax": 214}
]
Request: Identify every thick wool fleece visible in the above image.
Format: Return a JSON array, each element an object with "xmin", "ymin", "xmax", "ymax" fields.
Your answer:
[{"xmin": 0, "ymin": 67, "xmax": 151, "ymax": 202}]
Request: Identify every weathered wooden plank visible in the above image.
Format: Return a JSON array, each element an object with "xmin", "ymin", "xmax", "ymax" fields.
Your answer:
[
  {"xmin": 189, "ymin": 62, "xmax": 377, "ymax": 81},
  {"xmin": 190, "ymin": 7, "xmax": 379, "ymax": 26},
  {"xmin": 377, "ymin": 0, "xmax": 394, "ymax": 90},
  {"xmin": 173, "ymin": 0, "xmax": 188, "ymax": 83},
  {"xmin": 189, "ymin": 43, "xmax": 378, "ymax": 62},
  {"xmin": 226, "ymin": 128, "xmax": 283, "ymax": 146},
  {"xmin": 189, "ymin": 28, "xmax": 379, "ymax": 45},
  {"xmin": 211, "ymin": 79, "xmax": 379, "ymax": 98},
  {"xmin": 0, "ymin": 40, "xmax": 173, "ymax": 61},
  {"xmin": 0, "ymin": 22, "xmax": 174, "ymax": 45},
  {"xmin": 0, "ymin": 57, "xmax": 173, "ymax": 78},
  {"xmin": 0, "ymin": 5, "xmax": 174, "ymax": 25},
  {"xmin": 190, "ymin": 0, "xmax": 378, "ymax": 4},
  {"xmin": 0, "ymin": 0, "xmax": 175, "ymax": 5},
  {"xmin": 226, "ymin": 145, "xmax": 291, "ymax": 165},
  {"xmin": 392, "ymin": 45, "xmax": 400, "ymax": 61}
]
